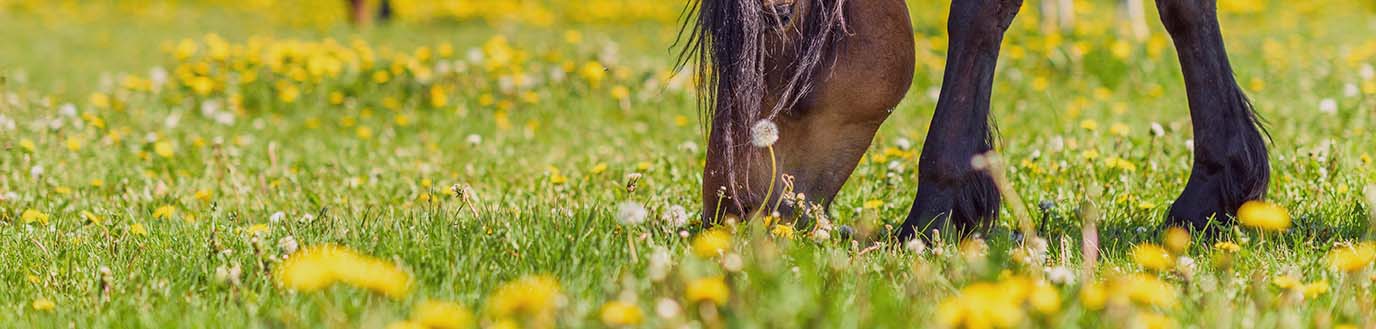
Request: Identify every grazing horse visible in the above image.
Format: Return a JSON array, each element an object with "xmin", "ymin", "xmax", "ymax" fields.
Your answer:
[{"xmin": 679, "ymin": 0, "xmax": 1269, "ymax": 239}]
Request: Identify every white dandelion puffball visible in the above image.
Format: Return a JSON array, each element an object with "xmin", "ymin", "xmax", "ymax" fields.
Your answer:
[
  {"xmin": 616, "ymin": 201, "xmax": 648, "ymax": 225},
  {"xmin": 750, "ymin": 120, "xmax": 779, "ymax": 147},
  {"xmin": 661, "ymin": 205, "xmax": 689, "ymax": 228}
]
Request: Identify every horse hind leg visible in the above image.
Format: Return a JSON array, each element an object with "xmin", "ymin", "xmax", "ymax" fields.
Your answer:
[
  {"xmin": 1156, "ymin": 0, "xmax": 1269, "ymax": 230},
  {"xmin": 898, "ymin": 0, "xmax": 1024, "ymax": 241}
]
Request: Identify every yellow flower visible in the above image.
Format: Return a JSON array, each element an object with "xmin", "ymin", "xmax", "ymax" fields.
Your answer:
[
  {"xmin": 1136, "ymin": 312, "xmax": 1176, "ymax": 329},
  {"xmin": 1080, "ymin": 282, "xmax": 1108, "ymax": 311},
  {"xmin": 385, "ymin": 321, "xmax": 425, "ymax": 329},
  {"xmin": 599, "ymin": 301, "xmax": 643, "ymax": 326},
  {"xmin": 1028, "ymin": 282, "xmax": 1061, "ymax": 315},
  {"xmin": 1163, "ymin": 227, "xmax": 1191, "ymax": 255},
  {"xmin": 862, "ymin": 199, "xmax": 884, "ymax": 209},
  {"xmin": 1270, "ymin": 275, "xmax": 1303, "ymax": 291},
  {"xmin": 32, "ymin": 297, "xmax": 55, "ymax": 312},
  {"xmin": 1303, "ymin": 280, "xmax": 1329, "ymax": 299},
  {"xmin": 21, "ymin": 209, "xmax": 50, "ymax": 225},
  {"xmin": 485, "ymin": 275, "xmax": 563, "ymax": 318},
  {"xmin": 1213, "ymin": 241, "xmax": 1241, "ymax": 253},
  {"xmin": 81, "ymin": 211, "xmax": 103, "ymax": 225},
  {"xmin": 936, "ymin": 281, "xmax": 1025, "ymax": 329},
  {"xmin": 247, "ymin": 224, "xmax": 270, "ymax": 236},
  {"xmin": 1119, "ymin": 274, "xmax": 1178, "ymax": 307},
  {"xmin": 685, "ymin": 276, "xmax": 730, "ymax": 306},
  {"xmin": 130, "ymin": 223, "xmax": 149, "ymax": 236},
  {"xmin": 1237, "ymin": 200, "xmax": 1290, "ymax": 231},
  {"xmin": 412, "ymin": 300, "xmax": 474, "ymax": 329},
  {"xmin": 153, "ymin": 205, "xmax": 176, "ymax": 220},
  {"xmin": 770, "ymin": 225, "xmax": 795, "ymax": 240},
  {"xmin": 691, "ymin": 229, "xmax": 732, "ymax": 258},
  {"xmin": 18, "ymin": 138, "xmax": 36, "ymax": 152},
  {"xmin": 276, "ymin": 245, "xmax": 413, "ymax": 299},
  {"xmin": 1325, "ymin": 242, "xmax": 1376, "ymax": 273},
  {"xmin": 1132, "ymin": 243, "xmax": 1174, "ymax": 272},
  {"xmin": 194, "ymin": 189, "xmax": 213, "ymax": 202},
  {"xmin": 153, "ymin": 141, "xmax": 175, "ymax": 158}
]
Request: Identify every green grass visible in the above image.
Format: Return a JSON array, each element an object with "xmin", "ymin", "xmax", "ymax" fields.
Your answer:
[{"xmin": 3, "ymin": 0, "xmax": 1376, "ymax": 328}]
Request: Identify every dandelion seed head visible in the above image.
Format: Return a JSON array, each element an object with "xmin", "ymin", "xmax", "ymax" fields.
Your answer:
[
  {"xmin": 750, "ymin": 120, "xmax": 779, "ymax": 147},
  {"xmin": 615, "ymin": 201, "xmax": 647, "ymax": 226}
]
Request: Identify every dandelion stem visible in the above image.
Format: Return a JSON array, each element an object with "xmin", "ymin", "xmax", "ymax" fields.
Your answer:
[{"xmin": 753, "ymin": 145, "xmax": 778, "ymax": 220}]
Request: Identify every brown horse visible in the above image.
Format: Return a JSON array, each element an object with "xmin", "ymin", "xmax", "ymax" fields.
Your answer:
[{"xmin": 679, "ymin": 0, "xmax": 1269, "ymax": 240}]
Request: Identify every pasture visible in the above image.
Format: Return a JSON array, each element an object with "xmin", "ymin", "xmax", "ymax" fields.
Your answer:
[{"xmin": 2, "ymin": 0, "xmax": 1375, "ymax": 327}]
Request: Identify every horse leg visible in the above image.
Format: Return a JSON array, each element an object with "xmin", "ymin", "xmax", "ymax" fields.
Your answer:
[
  {"xmin": 898, "ymin": 0, "xmax": 1023, "ymax": 240},
  {"xmin": 1155, "ymin": 0, "xmax": 1269, "ymax": 230}
]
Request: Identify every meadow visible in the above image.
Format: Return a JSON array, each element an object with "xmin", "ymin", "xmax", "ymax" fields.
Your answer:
[{"xmin": 2, "ymin": 0, "xmax": 1376, "ymax": 327}]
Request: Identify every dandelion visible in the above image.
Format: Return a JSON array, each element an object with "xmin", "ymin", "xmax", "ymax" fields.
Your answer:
[
  {"xmin": 1163, "ymin": 227, "xmax": 1191, "ymax": 254},
  {"xmin": 654, "ymin": 298, "xmax": 681, "ymax": 319},
  {"xmin": 692, "ymin": 229, "xmax": 732, "ymax": 258},
  {"xmin": 31, "ymin": 297, "xmax": 55, "ymax": 312},
  {"xmin": 770, "ymin": 224, "xmax": 795, "ymax": 239},
  {"xmin": 412, "ymin": 300, "xmax": 475, "ymax": 329},
  {"xmin": 130, "ymin": 223, "xmax": 149, "ymax": 236},
  {"xmin": 1237, "ymin": 200, "xmax": 1290, "ymax": 231},
  {"xmin": 1303, "ymin": 280, "xmax": 1329, "ymax": 299},
  {"xmin": 275, "ymin": 245, "xmax": 413, "ymax": 299},
  {"xmin": 485, "ymin": 275, "xmax": 563, "ymax": 318},
  {"xmin": 599, "ymin": 301, "xmax": 644, "ymax": 326},
  {"xmin": 153, "ymin": 141, "xmax": 175, "ymax": 158},
  {"xmin": 21, "ymin": 209, "xmax": 50, "ymax": 225},
  {"xmin": 1136, "ymin": 312, "xmax": 1175, "ymax": 329},
  {"xmin": 660, "ymin": 205, "xmax": 689, "ymax": 228},
  {"xmin": 153, "ymin": 205, "xmax": 176, "ymax": 220},
  {"xmin": 1272, "ymin": 275, "xmax": 1300, "ymax": 290},
  {"xmin": 750, "ymin": 120, "xmax": 779, "ymax": 148},
  {"xmin": 1325, "ymin": 242, "xmax": 1375, "ymax": 272},
  {"xmin": 685, "ymin": 276, "xmax": 730, "ymax": 306},
  {"xmin": 615, "ymin": 201, "xmax": 647, "ymax": 226},
  {"xmin": 1119, "ymin": 274, "xmax": 1178, "ymax": 307}
]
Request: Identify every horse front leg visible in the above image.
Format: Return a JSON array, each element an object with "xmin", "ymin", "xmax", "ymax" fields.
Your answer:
[
  {"xmin": 1156, "ymin": 0, "xmax": 1269, "ymax": 230},
  {"xmin": 898, "ymin": 0, "xmax": 1023, "ymax": 240}
]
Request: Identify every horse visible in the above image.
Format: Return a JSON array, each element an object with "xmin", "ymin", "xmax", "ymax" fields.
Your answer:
[{"xmin": 678, "ymin": 0, "xmax": 1270, "ymax": 240}]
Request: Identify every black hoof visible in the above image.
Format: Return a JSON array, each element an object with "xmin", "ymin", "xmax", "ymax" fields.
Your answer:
[{"xmin": 897, "ymin": 171, "xmax": 1000, "ymax": 241}]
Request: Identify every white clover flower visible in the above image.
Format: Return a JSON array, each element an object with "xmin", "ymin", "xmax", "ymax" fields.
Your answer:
[
  {"xmin": 723, "ymin": 253, "xmax": 744, "ymax": 272},
  {"xmin": 1345, "ymin": 83, "xmax": 1360, "ymax": 98},
  {"xmin": 661, "ymin": 205, "xmax": 689, "ymax": 228},
  {"xmin": 811, "ymin": 229, "xmax": 831, "ymax": 242},
  {"xmin": 750, "ymin": 120, "xmax": 779, "ymax": 147},
  {"xmin": 1150, "ymin": 122, "xmax": 1165, "ymax": 137},
  {"xmin": 904, "ymin": 239, "xmax": 927, "ymax": 254},
  {"xmin": 615, "ymin": 201, "xmax": 648, "ymax": 225},
  {"xmin": 648, "ymin": 248, "xmax": 673, "ymax": 281},
  {"xmin": 30, "ymin": 165, "xmax": 43, "ymax": 179},
  {"xmin": 466, "ymin": 134, "xmax": 482, "ymax": 145},
  {"xmin": 269, "ymin": 211, "xmax": 286, "ymax": 223}
]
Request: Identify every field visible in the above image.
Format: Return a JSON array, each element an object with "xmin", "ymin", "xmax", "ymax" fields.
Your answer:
[{"xmin": 3, "ymin": 0, "xmax": 1376, "ymax": 327}]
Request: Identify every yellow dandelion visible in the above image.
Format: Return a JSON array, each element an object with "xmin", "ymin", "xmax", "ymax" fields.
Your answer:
[
  {"xmin": 1326, "ymin": 242, "xmax": 1376, "ymax": 273},
  {"xmin": 1132, "ymin": 243, "xmax": 1174, "ymax": 272},
  {"xmin": 1303, "ymin": 280, "xmax": 1329, "ymax": 299},
  {"xmin": 21, "ymin": 209, "xmax": 50, "ymax": 225},
  {"xmin": 486, "ymin": 275, "xmax": 563, "ymax": 318},
  {"xmin": 1272, "ymin": 275, "xmax": 1300, "ymax": 290},
  {"xmin": 1237, "ymin": 200, "xmax": 1290, "ymax": 231},
  {"xmin": 153, "ymin": 141, "xmax": 175, "ymax": 158},
  {"xmin": 770, "ymin": 224, "xmax": 795, "ymax": 240},
  {"xmin": 247, "ymin": 224, "xmax": 270, "ymax": 236},
  {"xmin": 130, "ymin": 223, "xmax": 149, "ymax": 236},
  {"xmin": 691, "ymin": 229, "xmax": 732, "ymax": 258},
  {"xmin": 32, "ymin": 297, "xmax": 55, "ymax": 312},
  {"xmin": 153, "ymin": 205, "xmax": 176, "ymax": 220},
  {"xmin": 599, "ymin": 301, "xmax": 643, "ymax": 326},
  {"xmin": 1136, "ymin": 312, "xmax": 1176, "ymax": 329},
  {"xmin": 685, "ymin": 276, "xmax": 730, "ymax": 306},
  {"xmin": 411, "ymin": 300, "xmax": 474, "ymax": 329},
  {"xmin": 1163, "ymin": 227, "xmax": 1191, "ymax": 255},
  {"xmin": 1119, "ymin": 274, "xmax": 1178, "ymax": 307},
  {"xmin": 1214, "ymin": 241, "xmax": 1241, "ymax": 253}
]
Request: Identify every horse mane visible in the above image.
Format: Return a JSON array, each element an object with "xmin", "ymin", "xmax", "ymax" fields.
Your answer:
[{"xmin": 675, "ymin": 0, "xmax": 849, "ymax": 213}]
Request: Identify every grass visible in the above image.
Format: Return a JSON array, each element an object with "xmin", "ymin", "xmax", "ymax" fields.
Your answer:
[{"xmin": 2, "ymin": 0, "xmax": 1376, "ymax": 327}]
